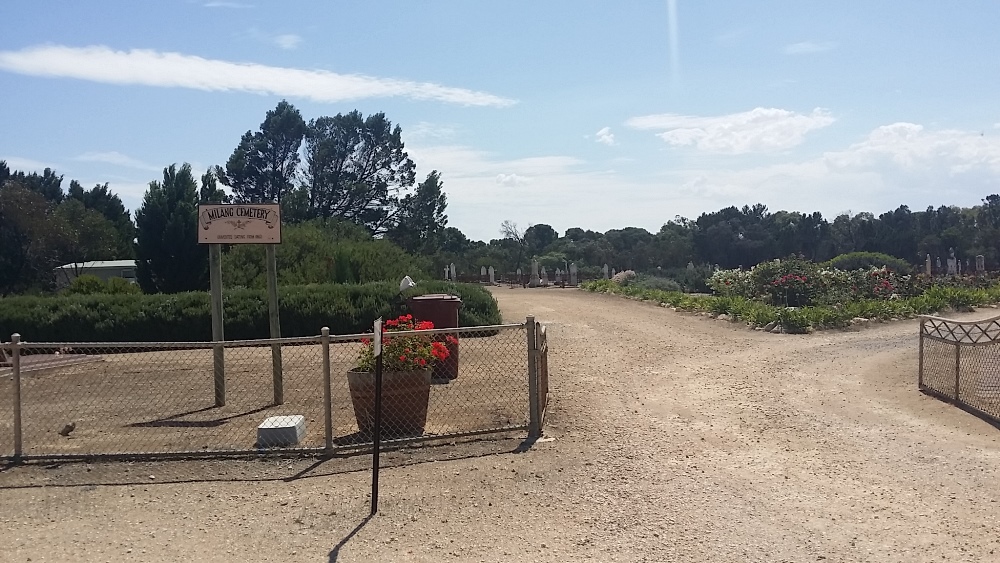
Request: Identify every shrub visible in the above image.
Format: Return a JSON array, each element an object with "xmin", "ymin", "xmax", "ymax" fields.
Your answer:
[
  {"xmin": 825, "ymin": 252, "xmax": 913, "ymax": 273},
  {"xmin": 611, "ymin": 269, "xmax": 638, "ymax": 285},
  {"xmin": 635, "ymin": 276, "xmax": 683, "ymax": 293},
  {"xmin": 0, "ymin": 281, "xmax": 501, "ymax": 342},
  {"xmin": 63, "ymin": 275, "xmax": 141, "ymax": 296},
  {"xmin": 751, "ymin": 256, "xmax": 820, "ymax": 307}
]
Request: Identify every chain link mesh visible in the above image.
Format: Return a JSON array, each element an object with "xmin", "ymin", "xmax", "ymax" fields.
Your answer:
[
  {"xmin": 920, "ymin": 318, "xmax": 1000, "ymax": 424},
  {"xmin": 1, "ymin": 324, "xmax": 531, "ymax": 460}
]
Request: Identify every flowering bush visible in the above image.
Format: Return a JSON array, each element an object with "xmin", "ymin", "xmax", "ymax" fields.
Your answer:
[
  {"xmin": 707, "ymin": 269, "xmax": 754, "ymax": 298},
  {"xmin": 611, "ymin": 269, "xmax": 638, "ymax": 285},
  {"xmin": 354, "ymin": 314, "xmax": 454, "ymax": 372}
]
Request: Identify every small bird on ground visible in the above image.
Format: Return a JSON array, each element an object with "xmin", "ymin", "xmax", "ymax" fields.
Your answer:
[{"xmin": 58, "ymin": 422, "xmax": 76, "ymax": 436}]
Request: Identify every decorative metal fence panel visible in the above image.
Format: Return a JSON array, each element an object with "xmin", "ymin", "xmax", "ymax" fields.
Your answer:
[
  {"xmin": 0, "ymin": 322, "xmax": 537, "ymax": 461},
  {"xmin": 919, "ymin": 315, "xmax": 1000, "ymax": 424}
]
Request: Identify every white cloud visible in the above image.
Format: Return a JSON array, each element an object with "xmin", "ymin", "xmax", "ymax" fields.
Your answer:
[
  {"xmin": 204, "ymin": 1, "xmax": 252, "ymax": 7},
  {"xmin": 74, "ymin": 151, "xmax": 159, "ymax": 171},
  {"xmin": 594, "ymin": 126, "xmax": 616, "ymax": 146},
  {"xmin": 626, "ymin": 107, "xmax": 835, "ymax": 154},
  {"xmin": 784, "ymin": 41, "xmax": 838, "ymax": 55},
  {"xmin": 496, "ymin": 173, "xmax": 530, "ymax": 187},
  {"xmin": 273, "ymin": 34, "xmax": 302, "ymax": 50},
  {"xmin": 0, "ymin": 45, "xmax": 516, "ymax": 107}
]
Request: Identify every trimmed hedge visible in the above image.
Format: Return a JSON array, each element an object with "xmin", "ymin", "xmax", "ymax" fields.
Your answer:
[{"xmin": 0, "ymin": 281, "xmax": 502, "ymax": 342}]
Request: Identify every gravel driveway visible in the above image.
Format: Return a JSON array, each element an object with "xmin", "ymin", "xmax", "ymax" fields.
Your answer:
[{"xmin": 2, "ymin": 287, "xmax": 998, "ymax": 562}]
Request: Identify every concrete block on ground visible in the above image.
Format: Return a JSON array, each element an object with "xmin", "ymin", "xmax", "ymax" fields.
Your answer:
[{"xmin": 257, "ymin": 415, "xmax": 306, "ymax": 447}]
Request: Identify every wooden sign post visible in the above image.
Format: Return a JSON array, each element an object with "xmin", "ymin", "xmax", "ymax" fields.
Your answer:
[{"xmin": 198, "ymin": 203, "xmax": 283, "ymax": 406}]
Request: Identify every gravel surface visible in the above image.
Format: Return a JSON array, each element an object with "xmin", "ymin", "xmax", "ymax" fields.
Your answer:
[{"xmin": 2, "ymin": 287, "xmax": 999, "ymax": 562}]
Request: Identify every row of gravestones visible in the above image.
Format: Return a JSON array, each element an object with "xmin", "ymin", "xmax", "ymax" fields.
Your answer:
[{"xmin": 924, "ymin": 250, "xmax": 986, "ymax": 276}]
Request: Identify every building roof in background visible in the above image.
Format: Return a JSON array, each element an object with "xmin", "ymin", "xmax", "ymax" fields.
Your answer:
[{"xmin": 55, "ymin": 260, "xmax": 137, "ymax": 270}]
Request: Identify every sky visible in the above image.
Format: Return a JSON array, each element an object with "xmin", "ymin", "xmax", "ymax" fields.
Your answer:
[{"xmin": 2, "ymin": 1, "xmax": 1000, "ymax": 242}]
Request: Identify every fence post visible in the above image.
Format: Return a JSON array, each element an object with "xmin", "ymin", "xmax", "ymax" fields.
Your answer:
[
  {"xmin": 322, "ymin": 327, "xmax": 333, "ymax": 453},
  {"xmin": 918, "ymin": 319, "xmax": 925, "ymax": 389},
  {"xmin": 526, "ymin": 316, "xmax": 540, "ymax": 438},
  {"xmin": 11, "ymin": 333, "xmax": 22, "ymax": 459},
  {"xmin": 954, "ymin": 344, "xmax": 961, "ymax": 402}
]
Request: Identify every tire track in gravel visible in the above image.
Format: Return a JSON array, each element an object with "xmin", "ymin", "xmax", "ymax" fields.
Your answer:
[{"xmin": 491, "ymin": 287, "xmax": 1000, "ymax": 562}]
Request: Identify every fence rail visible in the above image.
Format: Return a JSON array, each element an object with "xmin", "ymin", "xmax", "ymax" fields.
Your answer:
[
  {"xmin": 919, "ymin": 314, "xmax": 1000, "ymax": 425},
  {"xmin": 0, "ymin": 319, "xmax": 548, "ymax": 461}
]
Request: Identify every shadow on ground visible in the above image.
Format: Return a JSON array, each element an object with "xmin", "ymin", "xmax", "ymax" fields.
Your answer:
[{"xmin": 0, "ymin": 433, "xmax": 540, "ymax": 490}]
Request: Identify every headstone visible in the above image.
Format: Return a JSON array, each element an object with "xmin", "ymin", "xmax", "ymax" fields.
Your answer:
[
  {"xmin": 925, "ymin": 255, "xmax": 932, "ymax": 276},
  {"xmin": 947, "ymin": 248, "xmax": 957, "ymax": 275},
  {"xmin": 602, "ymin": 264, "xmax": 609, "ymax": 279},
  {"xmin": 569, "ymin": 263, "xmax": 578, "ymax": 285},
  {"xmin": 936, "ymin": 257, "xmax": 942, "ymax": 272},
  {"xmin": 977, "ymin": 255, "xmax": 985, "ymax": 273},
  {"xmin": 687, "ymin": 262, "xmax": 695, "ymax": 271},
  {"xmin": 488, "ymin": 266, "xmax": 495, "ymax": 284},
  {"xmin": 481, "ymin": 265, "xmax": 487, "ymax": 277},
  {"xmin": 555, "ymin": 268, "xmax": 562, "ymax": 283},
  {"xmin": 540, "ymin": 266, "xmax": 549, "ymax": 285},
  {"xmin": 530, "ymin": 260, "xmax": 541, "ymax": 287},
  {"xmin": 444, "ymin": 266, "xmax": 450, "ymax": 280},
  {"xmin": 611, "ymin": 268, "xmax": 616, "ymax": 278},
  {"xmin": 450, "ymin": 263, "xmax": 457, "ymax": 281}
]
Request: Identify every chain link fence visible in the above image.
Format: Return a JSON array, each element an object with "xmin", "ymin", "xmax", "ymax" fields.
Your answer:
[
  {"xmin": 0, "ymin": 321, "xmax": 542, "ymax": 461},
  {"xmin": 919, "ymin": 315, "xmax": 1000, "ymax": 424}
]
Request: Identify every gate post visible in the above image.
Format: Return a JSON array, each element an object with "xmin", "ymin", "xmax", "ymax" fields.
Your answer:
[
  {"xmin": 954, "ymin": 344, "xmax": 961, "ymax": 402},
  {"xmin": 918, "ymin": 319, "xmax": 925, "ymax": 389},
  {"xmin": 11, "ymin": 334, "xmax": 22, "ymax": 459},
  {"xmin": 321, "ymin": 327, "xmax": 333, "ymax": 453},
  {"xmin": 526, "ymin": 316, "xmax": 540, "ymax": 438}
]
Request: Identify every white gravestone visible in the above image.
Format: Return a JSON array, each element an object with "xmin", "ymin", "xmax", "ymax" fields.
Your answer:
[
  {"xmin": 977, "ymin": 255, "xmax": 985, "ymax": 273},
  {"xmin": 540, "ymin": 266, "xmax": 549, "ymax": 285},
  {"xmin": 530, "ymin": 260, "xmax": 541, "ymax": 287},
  {"xmin": 925, "ymin": 255, "xmax": 932, "ymax": 276},
  {"xmin": 569, "ymin": 263, "xmax": 578, "ymax": 285},
  {"xmin": 450, "ymin": 263, "xmax": 457, "ymax": 281},
  {"xmin": 602, "ymin": 264, "xmax": 609, "ymax": 279},
  {"xmin": 488, "ymin": 266, "xmax": 495, "ymax": 284},
  {"xmin": 444, "ymin": 266, "xmax": 449, "ymax": 280}
]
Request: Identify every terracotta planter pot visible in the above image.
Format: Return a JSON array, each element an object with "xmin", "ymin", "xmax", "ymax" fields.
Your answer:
[{"xmin": 347, "ymin": 369, "xmax": 432, "ymax": 438}]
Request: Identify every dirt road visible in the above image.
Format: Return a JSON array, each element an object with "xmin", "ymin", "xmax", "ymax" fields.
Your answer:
[{"xmin": 2, "ymin": 287, "xmax": 998, "ymax": 562}]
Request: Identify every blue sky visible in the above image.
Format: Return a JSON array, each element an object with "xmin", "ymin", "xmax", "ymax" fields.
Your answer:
[{"xmin": 2, "ymin": 1, "xmax": 1000, "ymax": 241}]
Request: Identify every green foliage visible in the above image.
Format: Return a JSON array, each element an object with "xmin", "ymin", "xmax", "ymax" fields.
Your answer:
[
  {"xmin": 583, "ymin": 273, "xmax": 1000, "ymax": 334},
  {"xmin": 301, "ymin": 110, "xmax": 416, "ymax": 233},
  {"xmin": 0, "ymin": 281, "xmax": 500, "ymax": 342},
  {"xmin": 221, "ymin": 220, "xmax": 429, "ymax": 288},
  {"xmin": 634, "ymin": 276, "xmax": 682, "ymax": 293},
  {"xmin": 135, "ymin": 164, "xmax": 207, "ymax": 294},
  {"xmin": 63, "ymin": 275, "xmax": 141, "ymax": 296},
  {"xmin": 218, "ymin": 100, "xmax": 306, "ymax": 204},
  {"xmin": 825, "ymin": 252, "xmax": 913, "ymax": 273}
]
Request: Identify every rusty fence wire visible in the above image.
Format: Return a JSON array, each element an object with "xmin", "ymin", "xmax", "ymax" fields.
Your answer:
[
  {"xmin": 919, "ymin": 315, "xmax": 1000, "ymax": 424},
  {"xmin": 0, "ymin": 322, "xmax": 540, "ymax": 461}
]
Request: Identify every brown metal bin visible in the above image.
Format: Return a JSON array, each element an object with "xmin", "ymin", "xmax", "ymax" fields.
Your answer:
[{"xmin": 407, "ymin": 293, "xmax": 461, "ymax": 381}]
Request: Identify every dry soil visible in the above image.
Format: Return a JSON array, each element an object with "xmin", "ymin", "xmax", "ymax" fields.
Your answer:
[{"xmin": 1, "ymin": 287, "xmax": 999, "ymax": 563}]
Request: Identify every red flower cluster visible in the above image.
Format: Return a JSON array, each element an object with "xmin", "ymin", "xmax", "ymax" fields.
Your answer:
[{"xmin": 355, "ymin": 314, "xmax": 453, "ymax": 372}]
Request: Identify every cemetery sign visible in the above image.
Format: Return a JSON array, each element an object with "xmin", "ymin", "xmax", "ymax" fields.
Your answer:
[{"xmin": 198, "ymin": 203, "xmax": 281, "ymax": 244}]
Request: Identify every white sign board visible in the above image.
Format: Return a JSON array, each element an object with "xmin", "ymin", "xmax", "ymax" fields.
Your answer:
[{"xmin": 198, "ymin": 203, "xmax": 281, "ymax": 244}]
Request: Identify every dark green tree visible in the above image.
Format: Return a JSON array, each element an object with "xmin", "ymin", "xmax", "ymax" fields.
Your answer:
[
  {"xmin": 135, "ymin": 164, "xmax": 208, "ymax": 293},
  {"xmin": 524, "ymin": 223, "xmax": 558, "ymax": 257},
  {"xmin": 302, "ymin": 110, "xmax": 416, "ymax": 233},
  {"xmin": 67, "ymin": 180, "xmax": 137, "ymax": 258},
  {"xmin": 386, "ymin": 170, "xmax": 448, "ymax": 253},
  {"xmin": 217, "ymin": 100, "xmax": 306, "ymax": 204}
]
